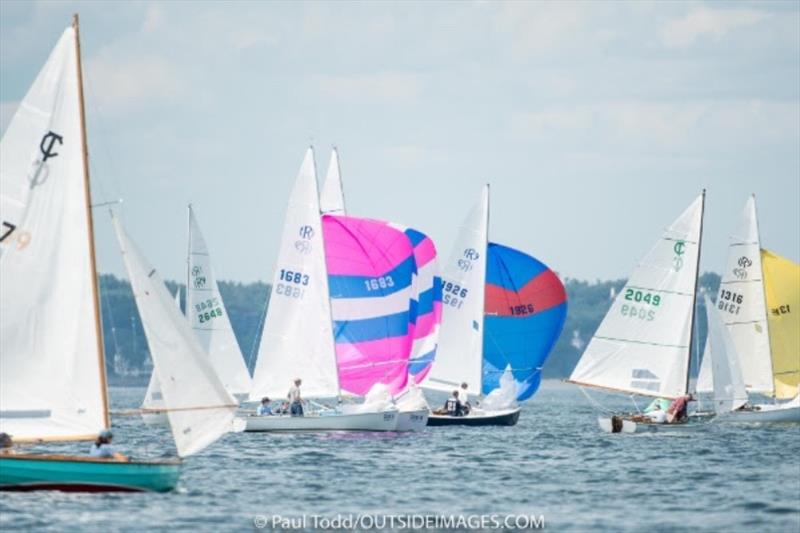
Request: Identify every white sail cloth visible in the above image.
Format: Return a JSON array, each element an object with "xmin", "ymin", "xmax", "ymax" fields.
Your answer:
[
  {"xmin": 696, "ymin": 196, "xmax": 773, "ymax": 394},
  {"xmin": 320, "ymin": 148, "xmax": 345, "ymax": 215},
  {"xmin": 426, "ymin": 185, "xmax": 489, "ymax": 394},
  {"xmin": 569, "ymin": 194, "xmax": 704, "ymax": 399},
  {"xmin": 113, "ymin": 215, "xmax": 238, "ymax": 457},
  {"xmin": 250, "ymin": 148, "xmax": 340, "ymax": 400},
  {"xmin": 705, "ymin": 295, "xmax": 749, "ymax": 413},
  {"xmin": 0, "ymin": 26, "xmax": 107, "ymax": 440},
  {"xmin": 186, "ymin": 206, "xmax": 252, "ymax": 396}
]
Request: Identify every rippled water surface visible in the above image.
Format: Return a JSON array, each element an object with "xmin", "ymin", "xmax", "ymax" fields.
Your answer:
[{"xmin": 2, "ymin": 382, "xmax": 799, "ymax": 532}]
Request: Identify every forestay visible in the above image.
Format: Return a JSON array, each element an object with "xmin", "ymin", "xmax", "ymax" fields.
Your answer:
[
  {"xmin": 0, "ymin": 25, "xmax": 108, "ymax": 441},
  {"xmin": 569, "ymin": 193, "xmax": 704, "ymax": 399},
  {"xmin": 426, "ymin": 185, "xmax": 489, "ymax": 394},
  {"xmin": 705, "ymin": 295, "xmax": 748, "ymax": 413},
  {"xmin": 187, "ymin": 206, "xmax": 252, "ymax": 396},
  {"xmin": 323, "ymin": 215, "xmax": 415, "ymax": 396},
  {"xmin": 113, "ymin": 215, "xmax": 237, "ymax": 457},
  {"xmin": 483, "ymin": 243, "xmax": 567, "ymax": 400},
  {"xmin": 762, "ymin": 250, "xmax": 800, "ymax": 399},
  {"xmin": 250, "ymin": 149, "xmax": 340, "ymax": 400}
]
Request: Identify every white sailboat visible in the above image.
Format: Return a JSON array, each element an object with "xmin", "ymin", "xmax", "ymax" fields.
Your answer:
[
  {"xmin": 568, "ymin": 192, "xmax": 706, "ymax": 433},
  {"xmin": 112, "ymin": 214, "xmax": 241, "ymax": 456},
  {"xmin": 425, "ymin": 185, "xmax": 522, "ymax": 426},
  {"xmin": 245, "ymin": 148, "xmax": 396, "ymax": 432},
  {"xmin": 319, "ymin": 147, "xmax": 431, "ymax": 431},
  {"xmin": 695, "ymin": 196, "xmax": 800, "ymax": 422},
  {"xmin": 141, "ymin": 205, "xmax": 252, "ymax": 424},
  {"xmin": 0, "ymin": 16, "xmax": 184, "ymax": 492}
]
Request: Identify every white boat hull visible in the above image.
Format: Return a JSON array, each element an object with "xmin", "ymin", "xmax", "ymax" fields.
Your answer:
[
  {"xmin": 728, "ymin": 403, "xmax": 800, "ymax": 423},
  {"xmin": 241, "ymin": 410, "xmax": 398, "ymax": 432},
  {"xmin": 395, "ymin": 409, "xmax": 429, "ymax": 431},
  {"xmin": 140, "ymin": 411, "xmax": 168, "ymax": 426},
  {"xmin": 598, "ymin": 416, "xmax": 711, "ymax": 434}
]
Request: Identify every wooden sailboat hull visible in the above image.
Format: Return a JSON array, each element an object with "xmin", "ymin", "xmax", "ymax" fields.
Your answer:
[
  {"xmin": 427, "ymin": 407, "xmax": 521, "ymax": 426},
  {"xmin": 241, "ymin": 410, "xmax": 398, "ymax": 432},
  {"xmin": 395, "ymin": 409, "xmax": 429, "ymax": 431},
  {"xmin": 0, "ymin": 454, "xmax": 181, "ymax": 493}
]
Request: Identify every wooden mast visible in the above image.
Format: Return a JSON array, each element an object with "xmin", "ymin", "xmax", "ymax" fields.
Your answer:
[{"xmin": 73, "ymin": 13, "xmax": 111, "ymax": 428}]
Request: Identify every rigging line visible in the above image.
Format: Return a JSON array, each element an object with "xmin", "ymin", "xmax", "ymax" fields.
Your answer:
[
  {"xmin": 629, "ymin": 394, "xmax": 642, "ymax": 414},
  {"xmin": 578, "ymin": 386, "xmax": 615, "ymax": 415}
]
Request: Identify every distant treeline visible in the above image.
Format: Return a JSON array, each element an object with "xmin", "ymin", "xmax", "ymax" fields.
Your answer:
[{"xmin": 98, "ymin": 272, "xmax": 721, "ymax": 380}]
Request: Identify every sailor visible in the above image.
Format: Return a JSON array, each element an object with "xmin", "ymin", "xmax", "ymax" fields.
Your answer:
[
  {"xmin": 666, "ymin": 394, "xmax": 693, "ymax": 423},
  {"xmin": 257, "ymin": 397, "xmax": 274, "ymax": 416},
  {"xmin": 0, "ymin": 432, "xmax": 14, "ymax": 454},
  {"xmin": 287, "ymin": 378, "xmax": 304, "ymax": 417},
  {"xmin": 445, "ymin": 390, "xmax": 464, "ymax": 416},
  {"xmin": 645, "ymin": 403, "xmax": 667, "ymax": 424},
  {"xmin": 89, "ymin": 430, "xmax": 128, "ymax": 461},
  {"xmin": 460, "ymin": 382, "xmax": 471, "ymax": 414}
]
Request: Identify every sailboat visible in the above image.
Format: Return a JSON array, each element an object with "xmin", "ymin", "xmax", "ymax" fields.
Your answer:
[
  {"xmin": 568, "ymin": 192, "xmax": 706, "ymax": 433},
  {"xmin": 0, "ymin": 16, "xmax": 182, "ymax": 492},
  {"xmin": 319, "ymin": 148, "xmax": 443, "ymax": 431},
  {"xmin": 695, "ymin": 196, "xmax": 800, "ymax": 422},
  {"xmin": 245, "ymin": 148, "xmax": 398, "ymax": 431},
  {"xmin": 141, "ymin": 205, "xmax": 252, "ymax": 425},
  {"xmin": 426, "ymin": 185, "xmax": 568, "ymax": 426}
]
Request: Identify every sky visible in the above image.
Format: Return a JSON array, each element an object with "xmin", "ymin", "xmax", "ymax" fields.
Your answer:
[{"xmin": 1, "ymin": 1, "xmax": 798, "ymax": 283}]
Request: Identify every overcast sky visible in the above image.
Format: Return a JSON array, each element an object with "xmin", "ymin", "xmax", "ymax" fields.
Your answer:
[{"xmin": 1, "ymin": 1, "xmax": 798, "ymax": 283}]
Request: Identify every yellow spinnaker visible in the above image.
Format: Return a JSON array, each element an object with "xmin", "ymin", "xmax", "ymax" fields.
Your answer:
[{"xmin": 762, "ymin": 249, "xmax": 800, "ymax": 399}]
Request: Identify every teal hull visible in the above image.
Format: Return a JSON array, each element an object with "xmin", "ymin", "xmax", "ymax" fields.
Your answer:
[{"xmin": 0, "ymin": 454, "xmax": 182, "ymax": 493}]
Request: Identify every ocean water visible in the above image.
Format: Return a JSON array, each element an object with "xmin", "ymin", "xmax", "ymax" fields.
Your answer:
[{"xmin": 1, "ymin": 382, "xmax": 799, "ymax": 532}]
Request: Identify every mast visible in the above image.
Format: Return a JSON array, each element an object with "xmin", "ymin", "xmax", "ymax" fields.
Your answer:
[
  {"xmin": 477, "ymin": 183, "xmax": 490, "ymax": 396},
  {"xmin": 186, "ymin": 203, "xmax": 192, "ymax": 318},
  {"xmin": 752, "ymin": 194, "xmax": 777, "ymax": 397},
  {"xmin": 685, "ymin": 189, "xmax": 705, "ymax": 395},
  {"xmin": 73, "ymin": 14, "xmax": 110, "ymax": 428}
]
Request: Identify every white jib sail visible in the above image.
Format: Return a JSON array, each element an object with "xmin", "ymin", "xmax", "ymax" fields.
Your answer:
[
  {"xmin": 426, "ymin": 185, "xmax": 489, "ymax": 394},
  {"xmin": 712, "ymin": 196, "xmax": 773, "ymax": 394},
  {"xmin": 705, "ymin": 295, "xmax": 749, "ymax": 413},
  {"xmin": 696, "ymin": 339, "xmax": 713, "ymax": 394},
  {"xmin": 113, "ymin": 214, "xmax": 237, "ymax": 457},
  {"xmin": 569, "ymin": 193, "xmax": 704, "ymax": 399},
  {"xmin": 0, "ymin": 25, "xmax": 107, "ymax": 440},
  {"xmin": 250, "ymin": 148, "xmax": 340, "ymax": 400},
  {"xmin": 320, "ymin": 147, "xmax": 346, "ymax": 215},
  {"xmin": 187, "ymin": 206, "xmax": 252, "ymax": 396},
  {"xmin": 140, "ymin": 287, "xmax": 181, "ymax": 412}
]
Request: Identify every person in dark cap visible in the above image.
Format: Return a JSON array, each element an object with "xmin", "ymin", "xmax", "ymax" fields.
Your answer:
[
  {"xmin": 0, "ymin": 432, "xmax": 14, "ymax": 454},
  {"xmin": 89, "ymin": 429, "xmax": 127, "ymax": 461},
  {"xmin": 257, "ymin": 397, "xmax": 274, "ymax": 416}
]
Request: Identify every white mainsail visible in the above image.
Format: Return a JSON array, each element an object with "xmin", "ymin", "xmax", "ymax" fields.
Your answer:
[
  {"xmin": 426, "ymin": 185, "xmax": 489, "ymax": 394},
  {"xmin": 705, "ymin": 295, "xmax": 749, "ymax": 413},
  {"xmin": 696, "ymin": 196, "xmax": 773, "ymax": 394},
  {"xmin": 250, "ymin": 148, "xmax": 340, "ymax": 400},
  {"xmin": 113, "ymin": 214, "xmax": 237, "ymax": 457},
  {"xmin": 186, "ymin": 205, "xmax": 252, "ymax": 396},
  {"xmin": 569, "ymin": 193, "xmax": 705, "ymax": 399},
  {"xmin": 0, "ymin": 24, "xmax": 108, "ymax": 441},
  {"xmin": 320, "ymin": 147, "xmax": 346, "ymax": 215}
]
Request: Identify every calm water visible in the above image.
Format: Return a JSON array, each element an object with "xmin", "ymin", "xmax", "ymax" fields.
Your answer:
[{"xmin": 1, "ymin": 382, "xmax": 799, "ymax": 532}]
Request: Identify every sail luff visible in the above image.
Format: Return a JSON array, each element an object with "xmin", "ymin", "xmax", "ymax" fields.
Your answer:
[
  {"xmin": 73, "ymin": 13, "xmax": 110, "ymax": 428},
  {"xmin": 478, "ymin": 184, "xmax": 490, "ymax": 396}
]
